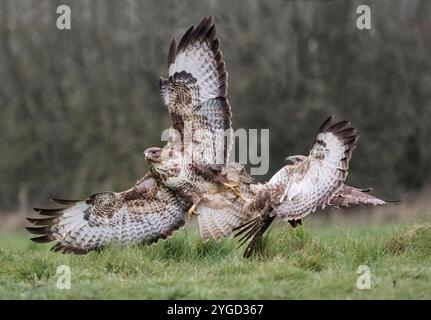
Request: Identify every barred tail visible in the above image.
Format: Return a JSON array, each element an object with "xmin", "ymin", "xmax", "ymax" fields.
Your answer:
[{"xmin": 233, "ymin": 212, "xmax": 275, "ymax": 258}]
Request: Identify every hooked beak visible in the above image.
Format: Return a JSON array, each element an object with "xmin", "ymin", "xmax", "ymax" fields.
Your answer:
[
  {"xmin": 143, "ymin": 148, "xmax": 162, "ymax": 163},
  {"xmin": 285, "ymin": 155, "xmax": 303, "ymax": 163}
]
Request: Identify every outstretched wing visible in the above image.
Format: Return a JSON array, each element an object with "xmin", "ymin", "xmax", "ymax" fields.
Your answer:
[
  {"xmin": 273, "ymin": 116, "xmax": 358, "ymax": 221},
  {"xmin": 328, "ymin": 184, "xmax": 394, "ymax": 208},
  {"xmin": 160, "ymin": 16, "xmax": 231, "ymax": 166},
  {"xmin": 233, "ymin": 116, "xmax": 359, "ymax": 257},
  {"xmin": 26, "ymin": 174, "xmax": 188, "ymax": 254}
]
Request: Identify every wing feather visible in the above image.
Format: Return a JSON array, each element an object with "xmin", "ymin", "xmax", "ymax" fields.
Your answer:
[
  {"xmin": 272, "ymin": 116, "xmax": 359, "ymax": 221},
  {"xmin": 160, "ymin": 16, "xmax": 232, "ymax": 166},
  {"xmin": 328, "ymin": 184, "xmax": 396, "ymax": 208},
  {"xmin": 26, "ymin": 174, "xmax": 187, "ymax": 254},
  {"xmin": 197, "ymin": 182, "xmax": 255, "ymax": 242}
]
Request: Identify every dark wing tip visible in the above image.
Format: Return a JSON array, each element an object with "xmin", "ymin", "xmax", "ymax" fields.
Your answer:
[
  {"xmin": 319, "ymin": 115, "xmax": 335, "ymax": 133},
  {"xmin": 32, "ymin": 207, "xmax": 63, "ymax": 216},
  {"xmin": 172, "ymin": 16, "xmax": 218, "ymax": 63},
  {"xmin": 30, "ymin": 234, "xmax": 55, "ymax": 243},
  {"xmin": 167, "ymin": 38, "xmax": 177, "ymax": 67},
  {"xmin": 26, "ymin": 216, "xmax": 59, "ymax": 226},
  {"xmin": 204, "ymin": 24, "xmax": 216, "ymax": 41},
  {"xmin": 337, "ymin": 127, "xmax": 357, "ymax": 138},
  {"xmin": 176, "ymin": 25, "xmax": 196, "ymax": 54},
  {"xmin": 26, "ymin": 217, "xmax": 37, "ymax": 224},
  {"xmin": 26, "ymin": 226, "xmax": 51, "ymax": 235},
  {"xmin": 385, "ymin": 199, "xmax": 401, "ymax": 204},
  {"xmin": 51, "ymin": 198, "xmax": 80, "ymax": 205},
  {"xmin": 327, "ymin": 120, "xmax": 351, "ymax": 134},
  {"xmin": 320, "ymin": 116, "xmax": 359, "ymax": 163},
  {"xmin": 191, "ymin": 16, "xmax": 212, "ymax": 40},
  {"xmin": 49, "ymin": 242, "xmax": 91, "ymax": 255},
  {"xmin": 212, "ymin": 38, "xmax": 220, "ymax": 52},
  {"xmin": 50, "ymin": 242, "xmax": 64, "ymax": 252}
]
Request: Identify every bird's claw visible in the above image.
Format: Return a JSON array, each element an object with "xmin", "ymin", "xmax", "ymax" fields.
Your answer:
[
  {"xmin": 187, "ymin": 204, "xmax": 198, "ymax": 219},
  {"xmin": 223, "ymin": 182, "xmax": 245, "ymax": 201}
]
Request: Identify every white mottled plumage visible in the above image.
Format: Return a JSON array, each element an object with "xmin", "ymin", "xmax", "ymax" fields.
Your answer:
[
  {"xmin": 27, "ymin": 174, "xmax": 188, "ymax": 254},
  {"xmin": 27, "ymin": 17, "xmax": 393, "ymax": 256},
  {"xmin": 261, "ymin": 117, "xmax": 357, "ymax": 221},
  {"xmin": 147, "ymin": 146, "xmax": 256, "ymax": 242},
  {"xmin": 234, "ymin": 116, "xmax": 359, "ymax": 257},
  {"xmin": 197, "ymin": 178, "xmax": 255, "ymax": 242},
  {"xmin": 160, "ymin": 16, "xmax": 231, "ymax": 170},
  {"xmin": 155, "ymin": 16, "xmax": 250, "ymax": 240},
  {"xmin": 26, "ymin": 17, "xmax": 238, "ymax": 254}
]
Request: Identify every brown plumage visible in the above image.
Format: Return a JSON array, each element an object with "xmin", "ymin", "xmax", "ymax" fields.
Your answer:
[
  {"xmin": 160, "ymin": 16, "xmax": 231, "ymax": 164},
  {"xmin": 235, "ymin": 116, "xmax": 398, "ymax": 258},
  {"xmin": 145, "ymin": 147, "xmax": 256, "ymax": 242},
  {"xmin": 195, "ymin": 163, "xmax": 256, "ymax": 241},
  {"xmin": 27, "ymin": 17, "xmax": 396, "ymax": 256},
  {"xmin": 27, "ymin": 174, "xmax": 189, "ymax": 254},
  {"xmin": 27, "ymin": 16, "xmax": 244, "ymax": 254},
  {"xmin": 152, "ymin": 16, "xmax": 253, "ymax": 236},
  {"xmin": 328, "ymin": 184, "xmax": 398, "ymax": 208},
  {"xmin": 235, "ymin": 116, "xmax": 360, "ymax": 257}
]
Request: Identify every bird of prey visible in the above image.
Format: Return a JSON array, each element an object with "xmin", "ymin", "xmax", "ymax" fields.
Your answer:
[
  {"xmin": 158, "ymin": 16, "xmax": 244, "ymax": 219},
  {"xmin": 26, "ymin": 16, "xmax": 251, "ymax": 253},
  {"xmin": 234, "ymin": 116, "xmax": 394, "ymax": 258},
  {"xmin": 144, "ymin": 147, "xmax": 255, "ymax": 242},
  {"xmin": 26, "ymin": 17, "xmax": 393, "ymax": 255},
  {"xmin": 153, "ymin": 16, "xmax": 259, "ymax": 238}
]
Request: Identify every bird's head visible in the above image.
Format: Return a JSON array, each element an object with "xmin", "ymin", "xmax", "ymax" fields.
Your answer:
[
  {"xmin": 143, "ymin": 147, "xmax": 163, "ymax": 164},
  {"xmin": 285, "ymin": 155, "xmax": 307, "ymax": 164}
]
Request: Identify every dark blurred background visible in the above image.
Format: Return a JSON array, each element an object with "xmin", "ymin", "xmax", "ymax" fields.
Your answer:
[{"xmin": 0, "ymin": 0, "xmax": 430, "ymax": 216}]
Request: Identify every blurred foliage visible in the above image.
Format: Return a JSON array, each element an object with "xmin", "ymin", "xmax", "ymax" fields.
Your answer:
[{"xmin": 0, "ymin": 0, "xmax": 430, "ymax": 211}]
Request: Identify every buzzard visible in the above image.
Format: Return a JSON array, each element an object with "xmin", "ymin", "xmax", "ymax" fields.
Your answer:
[
  {"xmin": 158, "ymin": 16, "xmax": 243, "ymax": 218},
  {"xmin": 144, "ymin": 147, "xmax": 255, "ymax": 242},
  {"xmin": 234, "ymin": 116, "xmax": 394, "ymax": 258},
  {"xmin": 26, "ymin": 17, "xmax": 393, "ymax": 255},
  {"xmin": 149, "ymin": 16, "xmax": 257, "ymax": 239},
  {"xmin": 26, "ymin": 16, "xmax": 252, "ymax": 253}
]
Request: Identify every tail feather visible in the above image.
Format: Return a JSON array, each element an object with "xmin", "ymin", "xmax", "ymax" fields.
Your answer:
[
  {"xmin": 196, "ymin": 190, "xmax": 254, "ymax": 242},
  {"xmin": 242, "ymin": 216, "xmax": 275, "ymax": 258},
  {"xmin": 233, "ymin": 212, "xmax": 275, "ymax": 258}
]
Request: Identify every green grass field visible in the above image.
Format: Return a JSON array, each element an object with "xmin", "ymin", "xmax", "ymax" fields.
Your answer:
[{"xmin": 1, "ymin": 221, "xmax": 431, "ymax": 299}]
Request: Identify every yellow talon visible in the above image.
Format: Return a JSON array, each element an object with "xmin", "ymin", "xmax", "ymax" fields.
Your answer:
[
  {"xmin": 223, "ymin": 182, "xmax": 245, "ymax": 201},
  {"xmin": 187, "ymin": 203, "xmax": 198, "ymax": 219}
]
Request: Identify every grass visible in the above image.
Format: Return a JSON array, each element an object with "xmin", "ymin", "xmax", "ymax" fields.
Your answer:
[{"xmin": 1, "ymin": 222, "xmax": 431, "ymax": 299}]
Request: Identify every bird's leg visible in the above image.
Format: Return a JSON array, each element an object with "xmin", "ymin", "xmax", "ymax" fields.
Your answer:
[
  {"xmin": 223, "ymin": 181, "xmax": 245, "ymax": 200},
  {"xmin": 187, "ymin": 203, "xmax": 198, "ymax": 218},
  {"xmin": 186, "ymin": 192, "xmax": 201, "ymax": 219}
]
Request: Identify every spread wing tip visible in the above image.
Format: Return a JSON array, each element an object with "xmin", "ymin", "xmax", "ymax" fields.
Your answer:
[
  {"xmin": 167, "ymin": 38, "xmax": 177, "ymax": 66},
  {"xmin": 168, "ymin": 16, "xmax": 219, "ymax": 69}
]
